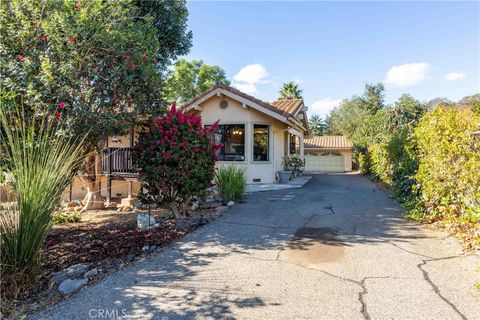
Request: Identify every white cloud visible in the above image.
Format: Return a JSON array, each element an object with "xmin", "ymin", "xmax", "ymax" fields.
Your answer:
[
  {"xmin": 234, "ymin": 82, "xmax": 258, "ymax": 95},
  {"xmin": 233, "ymin": 64, "xmax": 268, "ymax": 94},
  {"xmin": 310, "ymin": 98, "xmax": 342, "ymax": 117},
  {"xmin": 384, "ymin": 62, "xmax": 430, "ymax": 87},
  {"xmin": 444, "ymin": 72, "xmax": 465, "ymax": 81}
]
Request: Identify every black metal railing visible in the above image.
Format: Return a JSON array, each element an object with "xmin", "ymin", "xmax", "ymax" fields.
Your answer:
[{"xmin": 102, "ymin": 147, "xmax": 138, "ymax": 176}]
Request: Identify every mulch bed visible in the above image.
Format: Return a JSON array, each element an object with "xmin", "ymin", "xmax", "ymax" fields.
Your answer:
[{"xmin": 5, "ymin": 208, "xmax": 216, "ymax": 319}]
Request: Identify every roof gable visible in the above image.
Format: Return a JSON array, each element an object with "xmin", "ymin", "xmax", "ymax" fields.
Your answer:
[{"xmin": 181, "ymin": 83, "xmax": 308, "ymax": 132}]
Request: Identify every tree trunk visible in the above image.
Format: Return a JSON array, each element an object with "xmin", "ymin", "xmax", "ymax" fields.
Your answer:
[
  {"xmin": 78, "ymin": 152, "xmax": 104, "ymax": 211},
  {"xmin": 169, "ymin": 203, "xmax": 185, "ymax": 219}
]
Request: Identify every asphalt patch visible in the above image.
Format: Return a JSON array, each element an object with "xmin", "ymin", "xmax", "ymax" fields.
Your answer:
[{"xmin": 280, "ymin": 227, "xmax": 346, "ymax": 265}]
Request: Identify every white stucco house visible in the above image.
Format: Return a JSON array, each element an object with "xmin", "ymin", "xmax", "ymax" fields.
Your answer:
[{"xmin": 182, "ymin": 83, "xmax": 310, "ymax": 184}]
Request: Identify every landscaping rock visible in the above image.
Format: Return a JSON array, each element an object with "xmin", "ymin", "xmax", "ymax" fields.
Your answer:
[
  {"xmin": 193, "ymin": 216, "xmax": 208, "ymax": 226},
  {"xmin": 50, "ymin": 263, "xmax": 90, "ymax": 286},
  {"xmin": 137, "ymin": 212, "xmax": 158, "ymax": 230},
  {"xmin": 176, "ymin": 220, "xmax": 192, "ymax": 229},
  {"xmin": 215, "ymin": 206, "xmax": 229, "ymax": 213},
  {"xmin": 191, "ymin": 202, "xmax": 199, "ymax": 211},
  {"xmin": 118, "ymin": 206, "xmax": 133, "ymax": 213},
  {"xmin": 227, "ymin": 200, "xmax": 235, "ymax": 207},
  {"xmin": 58, "ymin": 278, "xmax": 88, "ymax": 295},
  {"xmin": 83, "ymin": 268, "xmax": 98, "ymax": 279}
]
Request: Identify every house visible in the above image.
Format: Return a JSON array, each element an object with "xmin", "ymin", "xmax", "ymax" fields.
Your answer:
[
  {"xmin": 182, "ymin": 83, "xmax": 309, "ymax": 184},
  {"xmin": 304, "ymin": 136, "xmax": 353, "ymax": 172},
  {"xmin": 63, "ymin": 82, "xmax": 352, "ymax": 205}
]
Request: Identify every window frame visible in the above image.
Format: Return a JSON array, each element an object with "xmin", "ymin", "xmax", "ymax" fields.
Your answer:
[
  {"xmin": 205, "ymin": 123, "xmax": 246, "ymax": 162},
  {"xmin": 252, "ymin": 123, "xmax": 270, "ymax": 162}
]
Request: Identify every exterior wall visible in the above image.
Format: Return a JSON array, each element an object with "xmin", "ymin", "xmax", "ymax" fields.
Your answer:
[
  {"xmin": 63, "ymin": 176, "xmax": 141, "ymax": 202},
  {"xmin": 304, "ymin": 148, "xmax": 352, "ymax": 172},
  {"xmin": 198, "ymin": 95, "xmax": 289, "ymax": 183}
]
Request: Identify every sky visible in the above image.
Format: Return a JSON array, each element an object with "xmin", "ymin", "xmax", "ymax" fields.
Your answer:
[{"xmin": 184, "ymin": 1, "xmax": 480, "ymax": 117}]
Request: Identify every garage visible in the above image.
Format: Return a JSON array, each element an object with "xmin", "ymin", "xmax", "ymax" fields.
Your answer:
[
  {"xmin": 304, "ymin": 152, "xmax": 344, "ymax": 172},
  {"xmin": 303, "ymin": 136, "xmax": 353, "ymax": 172}
]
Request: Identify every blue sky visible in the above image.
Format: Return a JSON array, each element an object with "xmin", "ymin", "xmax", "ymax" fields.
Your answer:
[{"xmin": 184, "ymin": 1, "xmax": 480, "ymax": 117}]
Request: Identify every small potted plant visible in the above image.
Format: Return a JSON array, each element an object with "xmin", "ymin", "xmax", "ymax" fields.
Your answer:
[{"xmin": 278, "ymin": 156, "xmax": 293, "ymax": 183}]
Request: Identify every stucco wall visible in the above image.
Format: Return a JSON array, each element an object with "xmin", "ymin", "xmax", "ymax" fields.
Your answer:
[{"xmin": 199, "ymin": 96, "xmax": 289, "ymax": 183}]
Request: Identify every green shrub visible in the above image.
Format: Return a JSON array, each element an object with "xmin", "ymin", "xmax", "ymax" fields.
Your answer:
[
  {"xmin": 413, "ymin": 106, "xmax": 480, "ymax": 222},
  {"xmin": 52, "ymin": 212, "xmax": 82, "ymax": 224},
  {"xmin": 214, "ymin": 165, "xmax": 246, "ymax": 202},
  {"xmin": 0, "ymin": 105, "xmax": 86, "ymax": 301}
]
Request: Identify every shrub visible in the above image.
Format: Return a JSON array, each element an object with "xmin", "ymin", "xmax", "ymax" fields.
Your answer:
[
  {"xmin": 214, "ymin": 165, "xmax": 246, "ymax": 202},
  {"xmin": 52, "ymin": 212, "xmax": 82, "ymax": 224},
  {"xmin": 412, "ymin": 105, "xmax": 480, "ymax": 223},
  {"xmin": 284, "ymin": 155, "xmax": 305, "ymax": 176},
  {"xmin": 0, "ymin": 105, "xmax": 86, "ymax": 302},
  {"xmin": 133, "ymin": 103, "xmax": 219, "ymax": 218}
]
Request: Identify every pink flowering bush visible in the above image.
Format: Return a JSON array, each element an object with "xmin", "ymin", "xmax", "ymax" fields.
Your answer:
[{"xmin": 133, "ymin": 103, "xmax": 219, "ymax": 218}]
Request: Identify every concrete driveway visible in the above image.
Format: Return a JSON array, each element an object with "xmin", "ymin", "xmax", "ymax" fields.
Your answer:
[{"xmin": 33, "ymin": 174, "xmax": 480, "ymax": 320}]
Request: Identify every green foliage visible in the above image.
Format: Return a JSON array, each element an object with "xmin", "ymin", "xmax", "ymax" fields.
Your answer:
[
  {"xmin": 413, "ymin": 106, "xmax": 480, "ymax": 222},
  {"xmin": 162, "ymin": 59, "xmax": 230, "ymax": 104},
  {"xmin": 133, "ymin": 105, "xmax": 218, "ymax": 218},
  {"xmin": 279, "ymin": 81, "xmax": 303, "ymax": 99},
  {"xmin": 52, "ymin": 211, "xmax": 82, "ymax": 224},
  {"xmin": 0, "ymin": 0, "xmax": 192, "ymax": 151},
  {"xmin": 0, "ymin": 105, "xmax": 87, "ymax": 302},
  {"xmin": 308, "ymin": 114, "xmax": 328, "ymax": 136},
  {"xmin": 214, "ymin": 165, "xmax": 246, "ymax": 202},
  {"xmin": 284, "ymin": 155, "xmax": 305, "ymax": 176}
]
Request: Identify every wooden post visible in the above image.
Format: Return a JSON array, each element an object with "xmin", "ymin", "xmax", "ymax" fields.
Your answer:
[
  {"xmin": 106, "ymin": 148, "xmax": 112, "ymax": 204},
  {"xmin": 127, "ymin": 180, "xmax": 133, "ymax": 199}
]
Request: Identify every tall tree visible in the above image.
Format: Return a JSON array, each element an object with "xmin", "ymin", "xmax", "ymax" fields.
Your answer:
[
  {"xmin": 279, "ymin": 81, "xmax": 303, "ymax": 99},
  {"xmin": 0, "ymin": 0, "xmax": 192, "ymax": 209},
  {"xmin": 309, "ymin": 114, "xmax": 328, "ymax": 136},
  {"xmin": 162, "ymin": 59, "xmax": 229, "ymax": 104}
]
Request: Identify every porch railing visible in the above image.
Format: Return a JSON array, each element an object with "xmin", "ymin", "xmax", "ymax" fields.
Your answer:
[{"xmin": 101, "ymin": 147, "xmax": 138, "ymax": 176}]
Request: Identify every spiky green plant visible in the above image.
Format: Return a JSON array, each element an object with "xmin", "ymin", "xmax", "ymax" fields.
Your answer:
[
  {"xmin": 214, "ymin": 165, "xmax": 246, "ymax": 202},
  {"xmin": 0, "ymin": 104, "xmax": 87, "ymax": 300}
]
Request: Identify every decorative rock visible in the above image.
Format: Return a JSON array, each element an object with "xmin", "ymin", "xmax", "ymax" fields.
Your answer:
[
  {"xmin": 83, "ymin": 268, "xmax": 98, "ymax": 279},
  {"xmin": 142, "ymin": 245, "xmax": 149, "ymax": 251},
  {"xmin": 191, "ymin": 202, "xmax": 199, "ymax": 211},
  {"xmin": 227, "ymin": 201, "xmax": 235, "ymax": 207},
  {"xmin": 120, "ymin": 197, "xmax": 136, "ymax": 207},
  {"xmin": 194, "ymin": 216, "xmax": 208, "ymax": 226},
  {"xmin": 58, "ymin": 278, "xmax": 88, "ymax": 295},
  {"xmin": 176, "ymin": 220, "xmax": 192, "ymax": 229},
  {"xmin": 50, "ymin": 263, "xmax": 90, "ymax": 286},
  {"xmin": 215, "ymin": 206, "xmax": 229, "ymax": 212},
  {"xmin": 137, "ymin": 213, "xmax": 158, "ymax": 230}
]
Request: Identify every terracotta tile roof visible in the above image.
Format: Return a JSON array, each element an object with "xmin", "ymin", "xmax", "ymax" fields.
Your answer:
[
  {"xmin": 269, "ymin": 99, "xmax": 304, "ymax": 116},
  {"xmin": 304, "ymin": 136, "xmax": 353, "ymax": 149}
]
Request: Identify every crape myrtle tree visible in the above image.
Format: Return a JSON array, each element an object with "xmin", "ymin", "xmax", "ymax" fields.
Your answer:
[
  {"xmin": 0, "ymin": 0, "xmax": 192, "ymax": 210},
  {"xmin": 133, "ymin": 104, "xmax": 219, "ymax": 219}
]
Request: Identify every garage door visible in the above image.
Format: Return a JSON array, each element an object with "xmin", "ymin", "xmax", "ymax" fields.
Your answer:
[{"xmin": 304, "ymin": 152, "xmax": 344, "ymax": 172}]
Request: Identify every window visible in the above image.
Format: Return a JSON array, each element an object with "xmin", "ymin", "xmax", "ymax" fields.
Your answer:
[
  {"xmin": 253, "ymin": 124, "xmax": 269, "ymax": 161},
  {"xmin": 206, "ymin": 124, "xmax": 245, "ymax": 161},
  {"xmin": 289, "ymin": 134, "xmax": 299, "ymax": 155}
]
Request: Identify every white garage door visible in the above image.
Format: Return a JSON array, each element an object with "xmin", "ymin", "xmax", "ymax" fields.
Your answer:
[{"xmin": 304, "ymin": 152, "xmax": 344, "ymax": 172}]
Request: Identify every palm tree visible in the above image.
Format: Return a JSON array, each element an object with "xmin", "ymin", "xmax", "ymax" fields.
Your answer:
[
  {"xmin": 279, "ymin": 82, "xmax": 303, "ymax": 99},
  {"xmin": 309, "ymin": 114, "xmax": 328, "ymax": 136}
]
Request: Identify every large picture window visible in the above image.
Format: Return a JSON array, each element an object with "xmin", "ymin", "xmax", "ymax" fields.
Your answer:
[
  {"xmin": 206, "ymin": 124, "xmax": 245, "ymax": 161},
  {"xmin": 253, "ymin": 124, "xmax": 269, "ymax": 161}
]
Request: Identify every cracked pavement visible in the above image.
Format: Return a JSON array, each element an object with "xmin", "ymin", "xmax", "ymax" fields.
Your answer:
[{"xmin": 32, "ymin": 174, "xmax": 480, "ymax": 320}]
